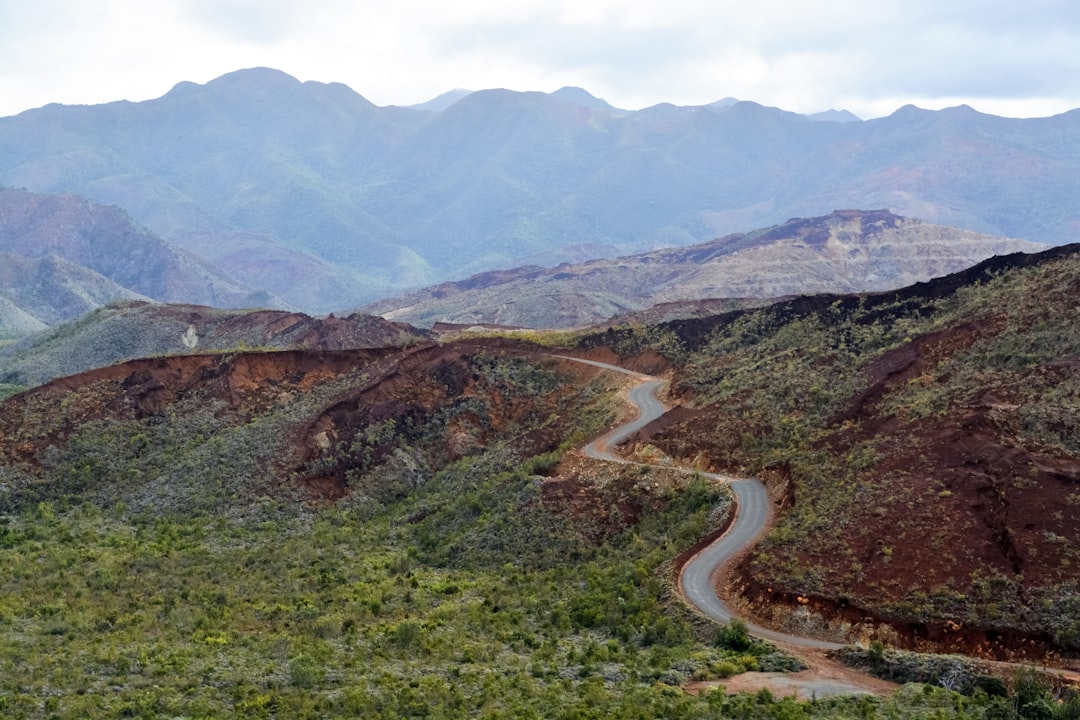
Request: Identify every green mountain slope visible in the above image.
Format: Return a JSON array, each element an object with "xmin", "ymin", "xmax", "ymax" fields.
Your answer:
[{"xmin": 0, "ymin": 300, "xmax": 428, "ymax": 391}]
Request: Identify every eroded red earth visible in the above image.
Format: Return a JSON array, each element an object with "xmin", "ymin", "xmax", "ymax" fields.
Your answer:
[{"xmin": 638, "ymin": 316, "xmax": 1080, "ymax": 663}]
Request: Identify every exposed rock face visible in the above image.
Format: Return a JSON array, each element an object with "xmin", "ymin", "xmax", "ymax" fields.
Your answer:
[{"xmin": 367, "ymin": 210, "xmax": 1044, "ymax": 328}]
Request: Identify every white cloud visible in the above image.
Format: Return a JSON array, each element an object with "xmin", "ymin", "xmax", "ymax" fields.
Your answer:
[
  {"xmin": 183, "ymin": 0, "xmax": 313, "ymax": 44},
  {"xmin": 1, "ymin": 0, "xmax": 1079, "ymax": 118}
]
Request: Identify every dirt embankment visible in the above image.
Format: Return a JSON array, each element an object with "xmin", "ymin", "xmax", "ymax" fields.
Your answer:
[{"xmin": 634, "ymin": 314, "xmax": 1080, "ymax": 662}]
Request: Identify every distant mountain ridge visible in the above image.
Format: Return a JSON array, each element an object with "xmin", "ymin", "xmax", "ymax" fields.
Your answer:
[
  {"xmin": 364, "ymin": 210, "xmax": 1043, "ymax": 328},
  {"xmin": 1, "ymin": 67, "xmax": 1077, "ymax": 313},
  {"xmin": 0, "ymin": 252, "xmax": 145, "ymax": 331},
  {"xmin": 0, "ymin": 188, "xmax": 282, "ymax": 338}
]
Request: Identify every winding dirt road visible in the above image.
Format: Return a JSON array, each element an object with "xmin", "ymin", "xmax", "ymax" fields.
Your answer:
[
  {"xmin": 557, "ymin": 355, "xmax": 1080, "ymax": 697},
  {"xmin": 557, "ymin": 355, "xmax": 842, "ymax": 649},
  {"xmin": 554, "ymin": 356, "xmax": 906, "ymax": 697}
]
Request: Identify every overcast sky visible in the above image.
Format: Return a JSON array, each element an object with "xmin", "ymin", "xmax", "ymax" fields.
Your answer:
[{"xmin": 2, "ymin": 0, "xmax": 1079, "ymax": 120}]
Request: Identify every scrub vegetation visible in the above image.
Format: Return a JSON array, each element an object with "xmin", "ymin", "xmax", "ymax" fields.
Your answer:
[
  {"xmin": 575, "ymin": 244, "xmax": 1080, "ymax": 656},
  {"xmin": 0, "ymin": 347, "xmax": 783, "ymax": 718},
  {"xmin": 1, "ymin": 247, "xmax": 1079, "ymax": 715}
]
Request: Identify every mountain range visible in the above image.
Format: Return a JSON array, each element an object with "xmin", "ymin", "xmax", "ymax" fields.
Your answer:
[
  {"xmin": 366, "ymin": 210, "xmax": 1042, "ymax": 328},
  {"xmin": 2, "ymin": 65, "xmax": 1080, "ymax": 708},
  {"xmin": 1, "ymin": 67, "xmax": 1077, "ymax": 313}
]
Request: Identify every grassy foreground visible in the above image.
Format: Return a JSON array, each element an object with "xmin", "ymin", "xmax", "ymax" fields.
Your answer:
[
  {"xmin": 0, "ymin": 327, "xmax": 1075, "ymax": 716},
  {"xmin": 0, "ymin": 444, "xmax": 1067, "ymax": 718}
]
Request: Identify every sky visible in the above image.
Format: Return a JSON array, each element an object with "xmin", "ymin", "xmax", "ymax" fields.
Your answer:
[{"xmin": 2, "ymin": 0, "xmax": 1080, "ymax": 120}]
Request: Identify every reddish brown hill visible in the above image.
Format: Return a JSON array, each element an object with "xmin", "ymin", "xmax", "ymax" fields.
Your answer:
[
  {"xmin": 0, "ymin": 340, "xmax": 604, "ymax": 513},
  {"xmin": 584, "ymin": 243, "xmax": 1080, "ymax": 659}
]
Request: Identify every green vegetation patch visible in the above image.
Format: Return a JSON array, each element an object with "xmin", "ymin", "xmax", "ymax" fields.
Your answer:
[
  {"xmin": 0, "ymin": 443, "xmax": 759, "ymax": 718},
  {"xmin": 0, "ymin": 467, "xmax": 1038, "ymax": 718}
]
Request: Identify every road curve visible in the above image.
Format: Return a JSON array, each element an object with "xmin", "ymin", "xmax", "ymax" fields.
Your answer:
[
  {"xmin": 681, "ymin": 478, "xmax": 842, "ymax": 650},
  {"xmin": 555, "ymin": 354, "xmax": 842, "ymax": 651},
  {"xmin": 551, "ymin": 355, "xmax": 666, "ymax": 461},
  {"xmin": 584, "ymin": 380, "xmax": 669, "ymax": 460}
]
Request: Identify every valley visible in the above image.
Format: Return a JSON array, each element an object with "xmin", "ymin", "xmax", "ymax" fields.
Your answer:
[
  {"xmin": 3, "ymin": 68, "xmax": 1080, "ymax": 719},
  {"xmin": 1, "ymin": 242, "xmax": 1078, "ymax": 716}
]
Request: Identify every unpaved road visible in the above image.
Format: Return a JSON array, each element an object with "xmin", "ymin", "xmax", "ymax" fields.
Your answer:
[
  {"xmin": 557, "ymin": 355, "xmax": 894, "ymax": 697},
  {"xmin": 558, "ymin": 355, "xmax": 839, "ymax": 648}
]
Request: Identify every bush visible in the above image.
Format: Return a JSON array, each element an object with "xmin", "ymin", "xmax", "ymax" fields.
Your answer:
[{"xmin": 715, "ymin": 619, "xmax": 752, "ymax": 652}]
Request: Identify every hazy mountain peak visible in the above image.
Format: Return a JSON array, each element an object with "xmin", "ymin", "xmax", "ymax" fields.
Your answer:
[
  {"xmin": 158, "ymin": 68, "xmax": 308, "ymax": 111},
  {"xmin": 297, "ymin": 79, "xmax": 377, "ymax": 110},
  {"xmin": 207, "ymin": 67, "xmax": 302, "ymax": 92},
  {"xmin": 708, "ymin": 97, "xmax": 740, "ymax": 109},
  {"xmin": 716, "ymin": 100, "xmax": 807, "ymax": 124},
  {"xmin": 947, "ymin": 103, "xmax": 978, "ymax": 114},
  {"xmin": 807, "ymin": 108, "xmax": 862, "ymax": 123},
  {"xmin": 634, "ymin": 102, "xmax": 701, "ymax": 123},
  {"xmin": 163, "ymin": 68, "xmax": 355, "ymax": 107},
  {"xmin": 936, "ymin": 104, "xmax": 989, "ymax": 123},
  {"xmin": 164, "ymin": 80, "xmax": 201, "ymax": 98},
  {"xmin": 550, "ymin": 86, "xmax": 616, "ymax": 112},
  {"xmin": 408, "ymin": 88, "xmax": 474, "ymax": 112},
  {"xmin": 890, "ymin": 103, "xmax": 932, "ymax": 118},
  {"xmin": 443, "ymin": 88, "xmax": 564, "ymax": 117}
]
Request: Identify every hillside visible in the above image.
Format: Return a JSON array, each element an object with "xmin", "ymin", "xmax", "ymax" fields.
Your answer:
[
  {"xmin": 367, "ymin": 210, "xmax": 1042, "ymax": 328},
  {"xmin": 0, "ymin": 251, "xmax": 149, "ymax": 341},
  {"xmin": 0, "ymin": 187, "xmax": 282, "ymax": 332},
  {"xmin": 0, "ymin": 341, "xmax": 814, "ymax": 717},
  {"xmin": 2, "ymin": 68, "xmax": 1077, "ymax": 312},
  {"xmin": 1, "ymin": 255, "xmax": 1078, "ymax": 715},
  {"xmin": 575, "ymin": 243, "xmax": 1080, "ymax": 658},
  {"xmin": 0, "ymin": 300, "xmax": 428, "ymax": 391},
  {"xmin": 0, "ymin": 292, "xmax": 47, "ymax": 339}
]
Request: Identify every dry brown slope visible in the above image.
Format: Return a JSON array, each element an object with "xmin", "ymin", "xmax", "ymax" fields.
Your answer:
[
  {"xmin": 0, "ymin": 339, "xmax": 603, "ymax": 514},
  {"xmin": 578, "ymin": 242, "xmax": 1080, "ymax": 662},
  {"xmin": 367, "ymin": 210, "xmax": 1044, "ymax": 329}
]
